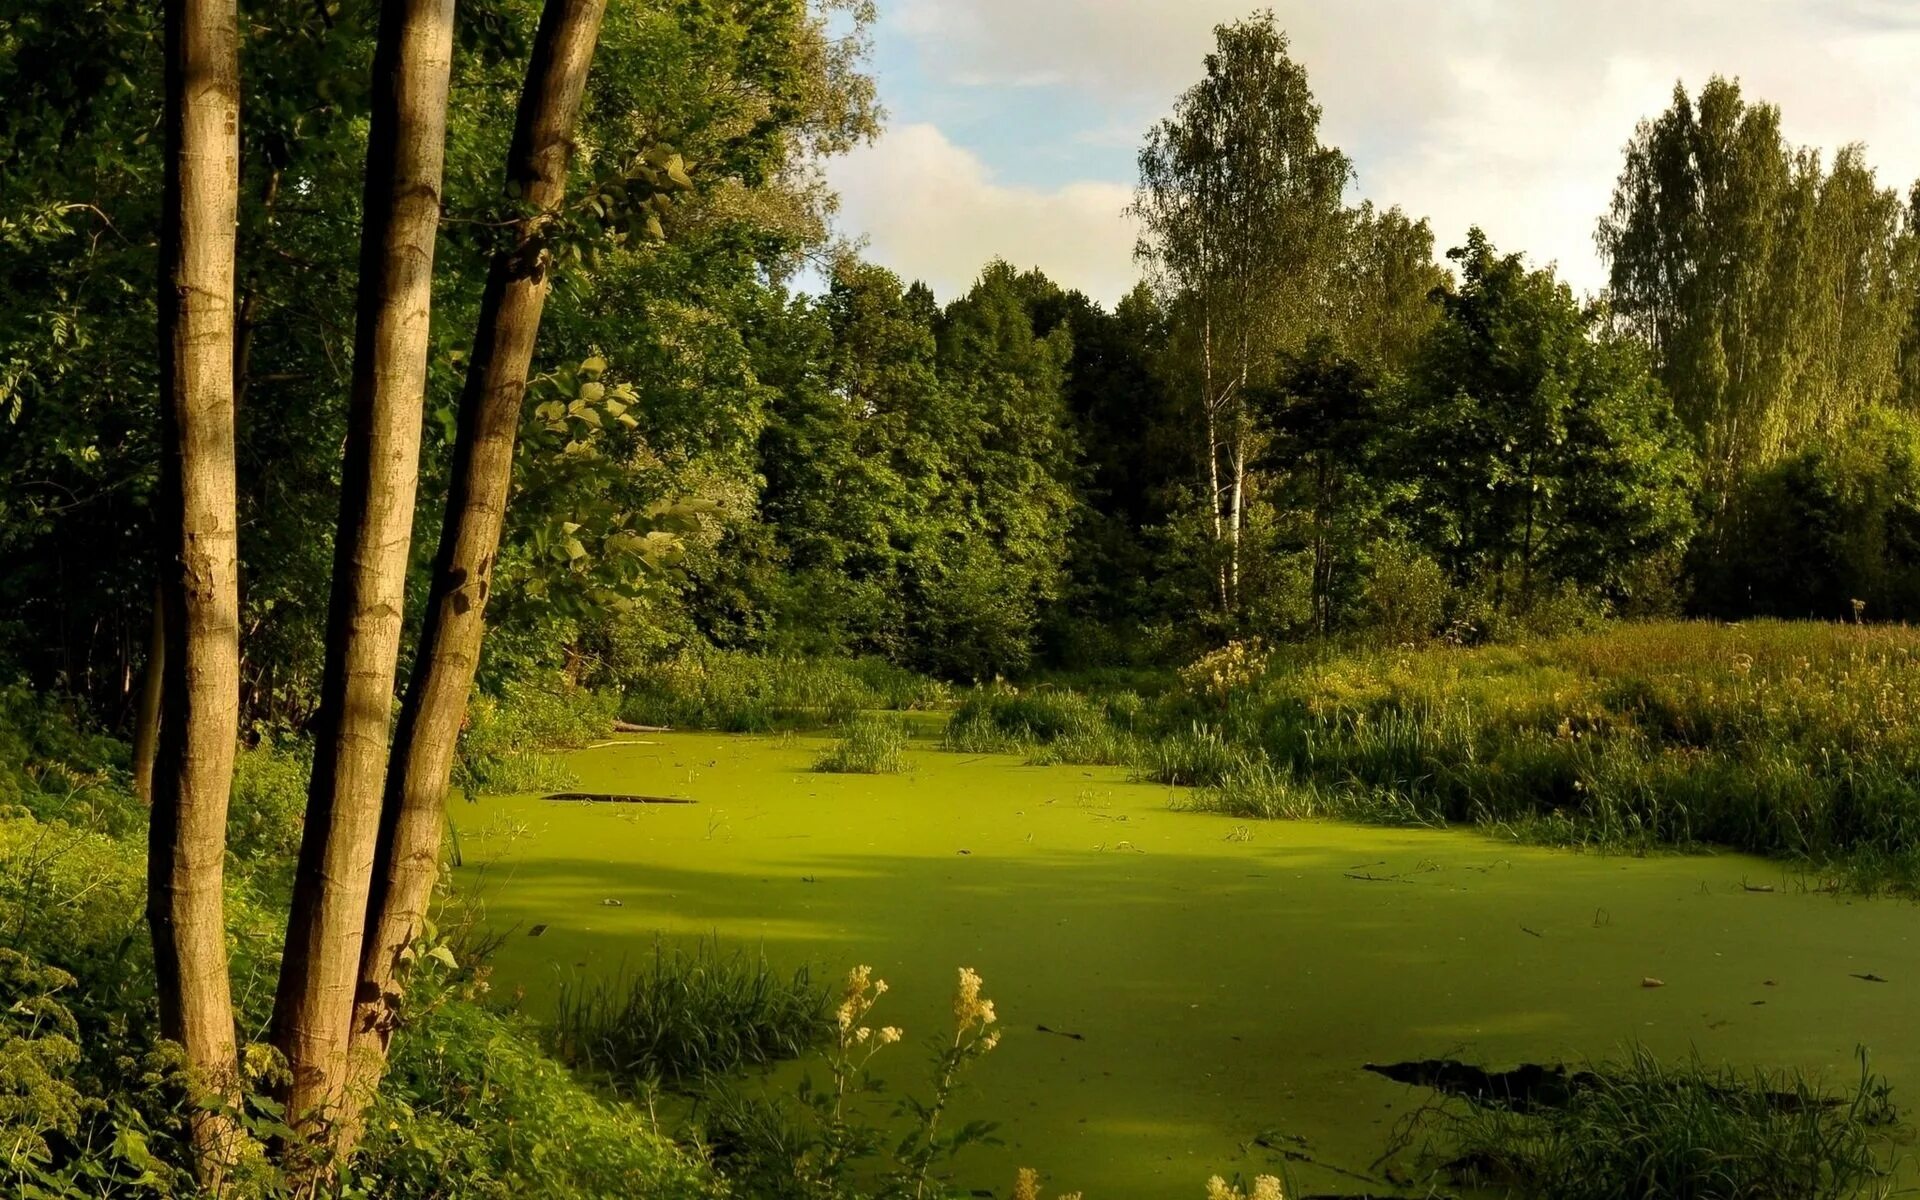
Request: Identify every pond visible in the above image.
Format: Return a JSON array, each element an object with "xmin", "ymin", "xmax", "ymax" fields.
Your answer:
[{"xmin": 457, "ymin": 731, "xmax": 1918, "ymax": 1196}]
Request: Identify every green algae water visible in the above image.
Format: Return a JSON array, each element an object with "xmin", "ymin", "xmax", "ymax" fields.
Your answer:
[{"xmin": 457, "ymin": 732, "xmax": 1919, "ymax": 1196}]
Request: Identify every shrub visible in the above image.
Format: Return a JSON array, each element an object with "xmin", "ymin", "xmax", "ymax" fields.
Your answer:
[
  {"xmin": 1358, "ymin": 541, "xmax": 1449, "ymax": 644},
  {"xmin": 227, "ymin": 741, "xmax": 309, "ymax": 872},
  {"xmin": 551, "ymin": 938, "xmax": 833, "ymax": 1088},
  {"xmin": 815, "ymin": 715, "xmax": 911, "ymax": 774}
]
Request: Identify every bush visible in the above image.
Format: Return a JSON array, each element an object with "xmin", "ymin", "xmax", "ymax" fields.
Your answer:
[
  {"xmin": 1358, "ymin": 542, "xmax": 1449, "ymax": 644},
  {"xmin": 1695, "ymin": 407, "xmax": 1920, "ymax": 622},
  {"xmin": 815, "ymin": 715, "xmax": 911, "ymax": 774},
  {"xmin": 0, "ymin": 682, "xmax": 139, "ymax": 837},
  {"xmin": 551, "ymin": 938, "xmax": 833, "ymax": 1088},
  {"xmin": 227, "ymin": 741, "xmax": 309, "ymax": 872}
]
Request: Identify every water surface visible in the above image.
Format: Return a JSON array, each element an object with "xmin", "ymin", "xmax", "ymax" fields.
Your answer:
[{"xmin": 459, "ymin": 732, "xmax": 1918, "ymax": 1196}]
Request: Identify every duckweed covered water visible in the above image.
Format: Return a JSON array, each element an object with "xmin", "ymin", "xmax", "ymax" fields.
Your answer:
[{"xmin": 457, "ymin": 732, "xmax": 1919, "ymax": 1196}]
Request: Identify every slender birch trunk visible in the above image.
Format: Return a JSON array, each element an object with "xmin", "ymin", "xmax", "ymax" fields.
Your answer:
[
  {"xmin": 346, "ymin": 0, "xmax": 607, "ymax": 1108},
  {"xmin": 271, "ymin": 0, "xmax": 456, "ymax": 1142},
  {"xmin": 150, "ymin": 0, "xmax": 243, "ymax": 1176},
  {"xmin": 1201, "ymin": 309, "xmax": 1228, "ymax": 612}
]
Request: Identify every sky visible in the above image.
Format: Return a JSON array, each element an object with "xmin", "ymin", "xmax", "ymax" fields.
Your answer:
[{"xmin": 825, "ymin": 0, "xmax": 1920, "ymax": 306}]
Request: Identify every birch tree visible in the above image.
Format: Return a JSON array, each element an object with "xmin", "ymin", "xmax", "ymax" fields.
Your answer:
[
  {"xmin": 348, "ymin": 0, "xmax": 615, "ymax": 1111},
  {"xmin": 271, "ymin": 0, "xmax": 457, "ymax": 1142},
  {"xmin": 1133, "ymin": 12, "xmax": 1350, "ymax": 614},
  {"xmin": 149, "ymin": 0, "xmax": 243, "ymax": 1178}
]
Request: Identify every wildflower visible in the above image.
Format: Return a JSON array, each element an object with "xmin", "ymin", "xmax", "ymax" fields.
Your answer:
[
  {"xmin": 879, "ymin": 1026, "xmax": 903, "ymax": 1044},
  {"xmin": 1014, "ymin": 1168, "xmax": 1040, "ymax": 1200},
  {"xmin": 1204, "ymin": 1176, "xmax": 1285, "ymax": 1200},
  {"xmin": 954, "ymin": 966, "xmax": 986, "ymax": 1024}
]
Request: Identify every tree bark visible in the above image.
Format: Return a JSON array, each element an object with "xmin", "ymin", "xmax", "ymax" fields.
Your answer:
[
  {"xmin": 271, "ymin": 0, "xmax": 456, "ymax": 1143},
  {"xmin": 132, "ymin": 583, "xmax": 165, "ymax": 807},
  {"xmin": 347, "ymin": 0, "xmax": 607, "ymax": 1106},
  {"xmin": 150, "ymin": 0, "xmax": 243, "ymax": 1178}
]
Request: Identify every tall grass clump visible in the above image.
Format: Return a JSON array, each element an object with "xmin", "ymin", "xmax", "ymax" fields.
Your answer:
[
  {"xmin": 944, "ymin": 684, "xmax": 1143, "ymax": 765},
  {"xmin": 814, "ymin": 715, "xmax": 911, "ymax": 774},
  {"xmin": 454, "ymin": 677, "xmax": 617, "ymax": 795},
  {"xmin": 1414, "ymin": 1046, "xmax": 1899, "ymax": 1200},
  {"xmin": 552, "ymin": 938, "xmax": 832, "ymax": 1088},
  {"xmin": 620, "ymin": 650, "xmax": 945, "ymax": 732},
  {"xmin": 1138, "ymin": 724, "xmax": 1253, "ymax": 787}
]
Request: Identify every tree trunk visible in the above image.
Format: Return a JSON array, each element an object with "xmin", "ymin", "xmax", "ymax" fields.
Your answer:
[
  {"xmin": 346, "ymin": 0, "xmax": 606, "ymax": 1116},
  {"xmin": 132, "ymin": 583, "xmax": 165, "ymax": 807},
  {"xmin": 271, "ymin": 0, "xmax": 456, "ymax": 1145},
  {"xmin": 1201, "ymin": 310, "xmax": 1228, "ymax": 612},
  {"xmin": 150, "ymin": 0, "xmax": 243, "ymax": 1178}
]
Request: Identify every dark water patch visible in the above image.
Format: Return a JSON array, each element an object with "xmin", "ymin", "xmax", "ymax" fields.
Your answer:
[
  {"xmin": 545, "ymin": 791, "xmax": 696, "ymax": 804},
  {"xmin": 1366, "ymin": 1057, "xmax": 1848, "ymax": 1115}
]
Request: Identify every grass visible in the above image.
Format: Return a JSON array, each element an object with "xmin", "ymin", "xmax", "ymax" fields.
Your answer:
[
  {"xmin": 1411, "ymin": 1046, "xmax": 1901, "ymax": 1200},
  {"xmin": 590, "ymin": 624, "xmax": 1920, "ymax": 887},
  {"xmin": 550, "ymin": 937, "xmax": 833, "ymax": 1088},
  {"xmin": 454, "ymin": 677, "xmax": 616, "ymax": 795},
  {"xmin": 944, "ymin": 685, "xmax": 1144, "ymax": 766},
  {"xmin": 619, "ymin": 650, "xmax": 946, "ymax": 733},
  {"xmin": 814, "ymin": 715, "xmax": 912, "ymax": 774},
  {"xmin": 1157, "ymin": 622, "xmax": 1920, "ymax": 889}
]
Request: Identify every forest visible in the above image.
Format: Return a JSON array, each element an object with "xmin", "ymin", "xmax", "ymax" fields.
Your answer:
[{"xmin": 2, "ymin": 1, "xmax": 1919, "ymax": 1197}]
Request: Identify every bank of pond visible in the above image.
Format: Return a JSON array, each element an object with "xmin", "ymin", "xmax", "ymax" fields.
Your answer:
[{"xmin": 457, "ymin": 727, "xmax": 1919, "ymax": 1198}]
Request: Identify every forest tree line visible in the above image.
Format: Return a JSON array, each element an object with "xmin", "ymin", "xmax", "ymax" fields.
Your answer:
[{"xmin": 11, "ymin": 7, "xmax": 1920, "ymax": 737}]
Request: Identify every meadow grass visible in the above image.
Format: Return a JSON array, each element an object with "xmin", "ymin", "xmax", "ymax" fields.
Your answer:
[
  {"xmin": 550, "ymin": 937, "xmax": 832, "ymax": 1088},
  {"xmin": 1175, "ymin": 621, "xmax": 1920, "ymax": 889},
  {"xmin": 1412, "ymin": 1045, "xmax": 1900, "ymax": 1200},
  {"xmin": 814, "ymin": 714, "xmax": 912, "ymax": 774}
]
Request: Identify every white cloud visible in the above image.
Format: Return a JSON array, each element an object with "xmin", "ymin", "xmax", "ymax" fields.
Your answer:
[
  {"xmin": 827, "ymin": 122, "xmax": 1141, "ymax": 304},
  {"xmin": 864, "ymin": 0, "xmax": 1920, "ymax": 297}
]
